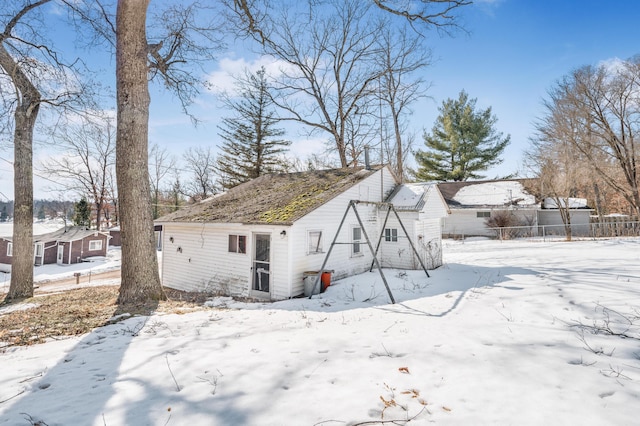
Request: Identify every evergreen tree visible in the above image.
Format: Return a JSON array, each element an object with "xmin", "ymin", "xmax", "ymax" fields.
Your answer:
[
  {"xmin": 37, "ymin": 204, "xmax": 46, "ymax": 220},
  {"xmin": 414, "ymin": 90, "xmax": 510, "ymax": 181},
  {"xmin": 215, "ymin": 67, "xmax": 290, "ymax": 189},
  {"xmin": 73, "ymin": 197, "xmax": 91, "ymax": 228},
  {"xmin": 0, "ymin": 205, "xmax": 7, "ymax": 222}
]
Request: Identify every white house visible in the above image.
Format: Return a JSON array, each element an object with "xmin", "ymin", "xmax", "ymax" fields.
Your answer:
[
  {"xmin": 156, "ymin": 166, "xmax": 446, "ymax": 301},
  {"xmin": 538, "ymin": 197, "xmax": 592, "ymax": 236},
  {"xmin": 438, "ymin": 179, "xmax": 593, "ymax": 238}
]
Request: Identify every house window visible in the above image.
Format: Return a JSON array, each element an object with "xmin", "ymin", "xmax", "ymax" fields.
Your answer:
[
  {"xmin": 352, "ymin": 227, "xmax": 362, "ymax": 256},
  {"xmin": 35, "ymin": 243, "xmax": 44, "ymax": 256},
  {"xmin": 89, "ymin": 240, "xmax": 103, "ymax": 251},
  {"xmin": 7, "ymin": 242, "xmax": 12, "ymax": 257},
  {"xmin": 308, "ymin": 230, "xmax": 323, "ymax": 254},
  {"xmin": 228, "ymin": 235, "xmax": 247, "ymax": 254},
  {"xmin": 384, "ymin": 228, "xmax": 398, "ymax": 242},
  {"xmin": 477, "ymin": 211, "xmax": 491, "ymax": 218}
]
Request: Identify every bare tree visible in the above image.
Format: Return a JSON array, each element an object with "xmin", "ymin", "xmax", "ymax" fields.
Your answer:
[
  {"xmin": 0, "ymin": 0, "xmax": 91, "ymax": 299},
  {"xmin": 370, "ymin": 0, "xmax": 471, "ymax": 33},
  {"xmin": 114, "ymin": 0, "xmax": 164, "ymax": 303},
  {"xmin": 106, "ymin": 0, "xmax": 222, "ymax": 304},
  {"xmin": 183, "ymin": 146, "xmax": 218, "ymax": 201},
  {"xmin": 376, "ymin": 26, "xmax": 431, "ymax": 180},
  {"xmin": 539, "ymin": 58, "xmax": 640, "ymax": 217},
  {"xmin": 228, "ymin": 0, "xmax": 469, "ymax": 169},
  {"xmin": 229, "ymin": 0, "xmax": 386, "ymax": 167},
  {"xmin": 167, "ymin": 169, "xmax": 187, "ymax": 213},
  {"xmin": 149, "ymin": 142, "xmax": 176, "ymax": 219},
  {"xmin": 40, "ymin": 114, "xmax": 116, "ymax": 230},
  {"xmin": 527, "ymin": 127, "xmax": 584, "ymax": 241}
]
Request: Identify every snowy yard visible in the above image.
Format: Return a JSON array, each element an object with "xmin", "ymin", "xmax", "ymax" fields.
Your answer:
[{"xmin": 1, "ymin": 238, "xmax": 639, "ymax": 425}]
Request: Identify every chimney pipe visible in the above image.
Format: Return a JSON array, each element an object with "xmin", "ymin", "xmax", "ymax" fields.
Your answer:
[{"xmin": 364, "ymin": 145, "xmax": 371, "ymax": 170}]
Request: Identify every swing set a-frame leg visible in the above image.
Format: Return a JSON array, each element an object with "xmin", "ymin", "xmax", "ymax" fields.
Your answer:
[{"xmin": 309, "ymin": 200, "xmax": 397, "ymax": 304}]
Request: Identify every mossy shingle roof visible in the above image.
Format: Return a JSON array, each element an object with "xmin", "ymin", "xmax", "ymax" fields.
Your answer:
[{"xmin": 157, "ymin": 166, "xmax": 382, "ymax": 225}]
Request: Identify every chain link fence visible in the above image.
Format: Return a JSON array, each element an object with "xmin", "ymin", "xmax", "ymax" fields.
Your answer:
[{"xmin": 469, "ymin": 220, "xmax": 640, "ymax": 242}]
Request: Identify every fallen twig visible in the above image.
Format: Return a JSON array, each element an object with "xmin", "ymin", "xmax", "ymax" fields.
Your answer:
[
  {"xmin": 165, "ymin": 353, "xmax": 181, "ymax": 392},
  {"xmin": 0, "ymin": 389, "xmax": 25, "ymax": 404}
]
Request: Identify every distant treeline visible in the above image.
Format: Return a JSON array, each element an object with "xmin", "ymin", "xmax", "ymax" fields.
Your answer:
[{"xmin": 0, "ymin": 199, "xmax": 76, "ymax": 222}]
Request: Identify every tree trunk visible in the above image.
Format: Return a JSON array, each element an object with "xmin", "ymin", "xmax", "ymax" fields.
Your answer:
[
  {"xmin": 8, "ymin": 103, "xmax": 38, "ymax": 299},
  {"xmin": 115, "ymin": 0, "xmax": 165, "ymax": 304},
  {"xmin": 0, "ymin": 43, "xmax": 40, "ymax": 300},
  {"xmin": 592, "ymin": 182, "xmax": 604, "ymax": 223},
  {"xmin": 391, "ymin": 103, "xmax": 404, "ymax": 182},
  {"xmin": 95, "ymin": 201, "xmax": 102, "ymax": 230}
]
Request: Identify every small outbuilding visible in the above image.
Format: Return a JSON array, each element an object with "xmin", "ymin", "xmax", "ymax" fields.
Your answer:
[
  {"xmin": 156, "ymin": 166, "xmax": 447, "ymax": 301},
  {"xmin": 0, "ymin": 226, "xmax": 110, "ymax": 269}
]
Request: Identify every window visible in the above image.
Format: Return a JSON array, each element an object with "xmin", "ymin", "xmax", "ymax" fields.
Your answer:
[
  {"xmin": 7, "ymin": 242, "xmax": 12, "ymax": 257},
  {"xmin": 228, "ymin": 235, "xmax": 247, "ymax": 254},
  {"xmin": 308, "ymin": 230, "xmax": 323, "ymax": 254},
  {"xmin": 477, "ymin": 211, "xmax": 491, "ymax": 218},
  {"xmin": 384, "ymin": 228, "xmax": 398, "ymax": 242},
  {"xmin": 89, "ymin": 240, "xmax": 103, "ymax": 251},
  {"xmin": 35, "ymin": 243, "xmax": 44, "ymax": 256},
  {"xmin": 352, "ymin": 227, "xmax": 362, "ymax": 256}
]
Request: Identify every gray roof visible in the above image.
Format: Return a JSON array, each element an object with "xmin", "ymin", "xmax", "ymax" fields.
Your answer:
[
  {"xmin": 35, "ymin": 227, "xmax": 108, "ymax": 242},
  {"xmin": 2, "ymin": 226, "xmax": 108, "ymax": 243},
  {"xmin": 157, "ymin": 166, "xmax": 385, "ymax": 226}
]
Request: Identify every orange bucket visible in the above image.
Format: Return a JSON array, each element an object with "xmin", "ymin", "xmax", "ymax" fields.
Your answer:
[{"xmin": 321, "ymin": 271, "xmax": 332, "ymax": 292}]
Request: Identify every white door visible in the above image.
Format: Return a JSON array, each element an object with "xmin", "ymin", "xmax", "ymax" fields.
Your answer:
[
  {"xmin": 252, "ymin": 234, "xmax": 270, "ymax": 295},
  {"xmin": 34, "ymin": 243, "xmax": 44, "ymax": 265},
  {"xmin": 57, "ymin": 245, "xmax": 64, "ymax": 264}
]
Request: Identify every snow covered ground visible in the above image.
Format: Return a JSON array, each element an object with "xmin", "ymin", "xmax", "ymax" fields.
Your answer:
[
  {"xmin": 1, "ymin": 238, "xmax": 639, "ymax": 425},
  {"xmin": 0, "ymin": 247, "xmax": 122, "ymax": 294}
]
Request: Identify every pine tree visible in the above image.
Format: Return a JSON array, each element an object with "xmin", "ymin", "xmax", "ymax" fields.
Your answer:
[
  {"xmin": 37, "ymin": 204, "xmax": 46, "ymax": 220},
  {"xmin": 414, "ymin": 90, "xmax": 510, "ymax": 181},
  {"xmin": 0, "ymin": 205, "xmax": 7, "ymax": 222},
  {"xmin": 74, "ymin": 197, "xmax": 91, "ymax": 228},
  {"xmin": 215, "ymin": 67, "xmax": 290, "ymax": 189}
]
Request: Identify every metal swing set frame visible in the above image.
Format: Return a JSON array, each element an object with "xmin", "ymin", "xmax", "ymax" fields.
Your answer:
[{"xmin": 308, "ymin": 200, "xmax": 431, "ymax": 304}]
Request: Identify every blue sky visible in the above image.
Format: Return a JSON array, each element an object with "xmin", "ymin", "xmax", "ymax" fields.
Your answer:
[
  {"xmin": 3, "ymin": 0, "xmax": 640, "ymax": 200},
  {"xmin": 416, "ymin": 0, "xmax": 640, "ymax": 177},
  {"xmin": 146, "ymin": 0, "xmax": 640, "ymax": 183}
]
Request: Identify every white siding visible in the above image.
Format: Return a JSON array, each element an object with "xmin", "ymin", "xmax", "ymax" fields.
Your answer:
[
  {"xmin": 443, "ymin": 210, "xmax": 493, "ymax": 237},
  {"xmin": 419, "ymin": 187, "xmax": 449, "ymax": 220},
  {"xmin": 288, "ymin": 167, "xmax": 397, "ymax": 293},
  {"xmin": 415, "ymin": 218, "xmax": 443, "ymax": 269},
  {"xmin": 537, "ymin": 210, "xmax": 591, "ymax": 236},
  {"xmin": 379, "ymin": 212, "xmax": 442, "ymax": 270},
  {"xmin": 443, "ymin": 208, "xmax": 539, "ymax": 238},
  {"xmin": 161, "ymin": 223, "xmax": 290, "ymax": 299}
]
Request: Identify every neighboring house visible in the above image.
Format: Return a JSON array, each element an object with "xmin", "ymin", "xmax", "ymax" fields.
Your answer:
[
  {"xmin": 0, "ymin": 227, "xmax": 110, "ymax": 270},
  {"xmin": 0, "ymin": 237, "xmax": 12, "ymax": 271},
  {"xmin": 156, "ymin": 166, "xmax": 446, "ymax": 301},
  {"xmin": 438, "ymin": 179, "xmax": 592, "ymax": 238},
  {"xmin": 381, "ymin": 183, "xmax": 449, "ymax": 270},
  {"xmin": 538, "ymin": 197, "xmax": 592, "ymax": 236},
  {"xmin": 108, "ymin": 227, "xmax": 121, "ymax": 247}
]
